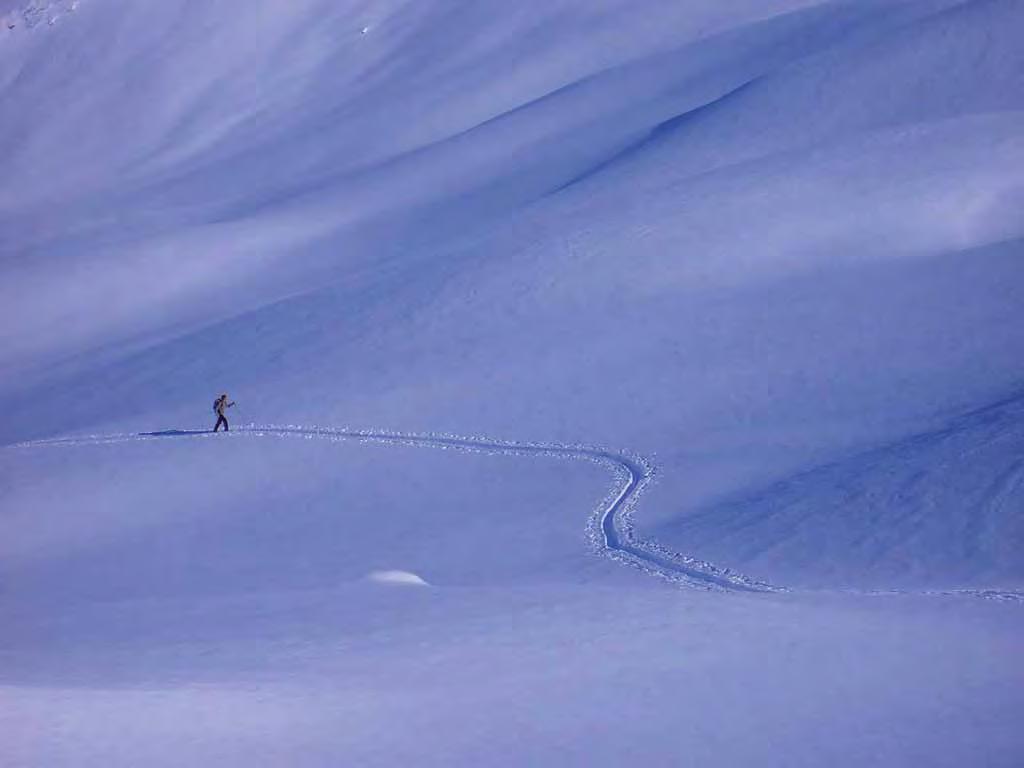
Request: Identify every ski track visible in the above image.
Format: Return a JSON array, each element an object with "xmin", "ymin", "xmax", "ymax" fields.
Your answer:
[
  {"xmin": 10, "ymin": 423, "xmax": 778, "ymax": 593},
  {"xmin": 9, "ymin": 424, "xmax": 1022, "ymax": 601}
]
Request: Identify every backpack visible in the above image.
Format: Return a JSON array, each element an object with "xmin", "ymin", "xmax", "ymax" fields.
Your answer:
[{"xmin": 213, "ymin": 399, "xmax": 220, "ymax": 414}]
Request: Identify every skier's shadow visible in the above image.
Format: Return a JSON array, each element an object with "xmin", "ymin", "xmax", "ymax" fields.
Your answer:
[{"xmin": 139, "ymin": 429, "xmax": 213, "ymax": 437}]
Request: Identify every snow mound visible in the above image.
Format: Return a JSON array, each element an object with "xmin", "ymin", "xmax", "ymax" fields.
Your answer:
[{"xmin": 365, "ymin": 570, "xmax": 430, "ymax": 587}]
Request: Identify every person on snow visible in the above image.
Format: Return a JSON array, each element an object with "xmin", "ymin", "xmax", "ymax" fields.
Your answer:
[{"xmin": 213, "ymin": 394, "xmax": 235, "ymax": 432}]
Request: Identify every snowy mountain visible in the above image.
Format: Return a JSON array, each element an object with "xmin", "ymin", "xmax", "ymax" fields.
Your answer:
[{"xmin": 2, "ymin": 1, "xmax": 1022, "ymax": 766}]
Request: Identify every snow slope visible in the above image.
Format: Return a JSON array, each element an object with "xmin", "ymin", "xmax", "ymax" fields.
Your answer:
[
  {"xmin": 663, "ymin": 389, "xmax": 1024, "ymax": 590},
  {"xmin": 4, "ymin": 430, "xmax": 1023, "ymax": 767},
  {"xmin": 2, "ymin": 0, "xmax": 1023, "ymax": 765}
]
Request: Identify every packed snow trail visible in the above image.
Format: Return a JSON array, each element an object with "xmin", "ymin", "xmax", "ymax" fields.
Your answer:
[
  {"xmin": 15, "ymin": 424, "xmax": 779, "ymax": 593},
  {"xmin": 13, "ymin": 425, "xmax": 1023, "ymax": 600}
]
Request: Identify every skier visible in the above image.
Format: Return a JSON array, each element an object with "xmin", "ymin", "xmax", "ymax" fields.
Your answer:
[{"xmin": 213, "ymin": 394, "xmax": 235, "ymax": 432}]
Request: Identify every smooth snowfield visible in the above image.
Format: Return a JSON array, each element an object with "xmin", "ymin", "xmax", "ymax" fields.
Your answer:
[{"xmin": 2, "ymin": 0, "xmax": 1024, "ymax": 765}]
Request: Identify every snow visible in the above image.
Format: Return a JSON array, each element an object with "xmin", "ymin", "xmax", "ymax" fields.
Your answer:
[
  {"xmin": 2, "ymin": 0, "xmax": 1023, "ymax": 765},
  {"xmin": 661, "ymin": 389, "xmax": 1024, "ymax": 590},
  {"xmin": 366, "ymin": 570, "xmax": 429, "ymax": 586}
]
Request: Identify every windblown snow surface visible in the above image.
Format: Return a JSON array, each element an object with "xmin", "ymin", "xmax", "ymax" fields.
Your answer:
[{"xmin": 2, "ymin": 0, "xmax": 1023, "ymax": 765}]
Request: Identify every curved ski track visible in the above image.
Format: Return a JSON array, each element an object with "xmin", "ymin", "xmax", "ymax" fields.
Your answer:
[
  {"xmin": 14, "ymin": 425, "xmax": 1020, "ymax": 600},
  {"xmin": 13, "ymin": 423, "xmax": 779, "ymax": 593}
]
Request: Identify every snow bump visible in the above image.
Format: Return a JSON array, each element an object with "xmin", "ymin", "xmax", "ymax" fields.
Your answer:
[{"xmin": 365, "ymin": 570, "xmax": 430, "ymax": 587}]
